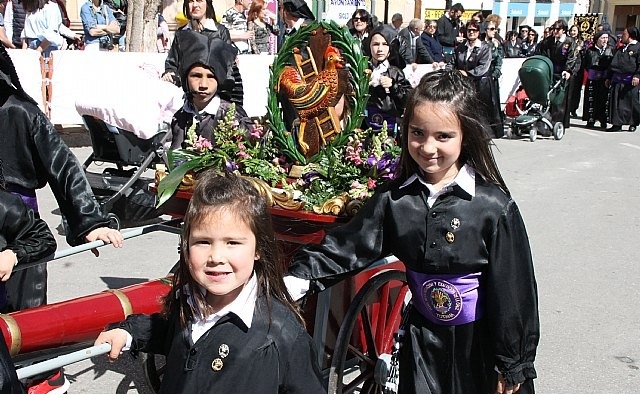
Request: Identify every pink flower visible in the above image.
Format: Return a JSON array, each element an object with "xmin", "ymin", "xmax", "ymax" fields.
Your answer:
[
  {"xmin": 367, "ymin": 178, "xmax": 377, "ymax": 190},
  {"xmin": 237, "ymin": 151, "xmax": 250, "ymax": 159},
  {"xmin": 192, "ymin": 136, "xmax": 212, "ymax": 152}
]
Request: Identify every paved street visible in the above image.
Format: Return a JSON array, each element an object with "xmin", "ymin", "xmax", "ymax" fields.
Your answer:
[{"xmin": 23, "ymin": 117, "xmax": 640, "ymax": 393}]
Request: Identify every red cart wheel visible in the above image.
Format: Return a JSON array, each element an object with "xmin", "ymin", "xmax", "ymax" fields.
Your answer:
[{"xmin": 328, "ymin": 269, "xmax": 408, "ymax": 394}]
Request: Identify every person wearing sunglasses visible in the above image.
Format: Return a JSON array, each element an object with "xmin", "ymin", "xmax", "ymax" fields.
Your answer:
[
  {"xmin": 349, "ymin": 9, "xmax": 373, "ymax": 44},
  {"xmin": 448, "ymin": 20, "xmax": 497, "ymax": 137},
  {"xmin": 535, "ymin": 19, "xmax": 579, "ymax": 129},
  {"xmin": 398, "ymin": 18, "xmax": 433, "ymax": 66},
  {"xmin": 420, "ymin": 19, "xmax": 444, "ymax": 62},
  {"xmin": 483, "ymin": 16, "xmax": 505, "ymax": 138},
  {"xmin": 521, "ymin": 28, "xmax": 538, "ymax": 57}
]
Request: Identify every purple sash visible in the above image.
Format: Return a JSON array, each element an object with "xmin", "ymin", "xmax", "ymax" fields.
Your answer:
[
  {"xmin": 366, "ymin": 105, "xmax": 397, "ymax": 134},
  {"xmin": 611, "ymin": 72, "xmax": 633, "ymax": 85},
  {"xmin": 406, "ymin": 269, "xmax": 483, "ymax": 326},
  {"xmin": 587, "ymin": 69, "xmax": 606, "ymax": 81},
  {"xmin": 7, "ymin": 184, "xmax": 39, "ymax": 213}
]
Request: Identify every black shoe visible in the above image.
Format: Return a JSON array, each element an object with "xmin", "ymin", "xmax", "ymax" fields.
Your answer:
[
  {"xmin": 570, "ymin": 111, "xmax": 578, "ymax": 118},
  {"xmin": 629, "ymin": 126, "xmax": 637, "ymax": 132},
  {"xmin": 586, "ymin": 122, "xmax": 595, "ymax": 129},
  {"xmin": 606, "ymin": 125, "xmax": 622, "ymax": 132},
  {"xmin": 599, "ymin": 122, "xmax": 607, "ymax": 129}
]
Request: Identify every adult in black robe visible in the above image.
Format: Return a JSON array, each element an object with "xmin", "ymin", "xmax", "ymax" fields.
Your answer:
[
  {"xmin": 0, "ymin": 46, "xmax": 118, "ymax": 311},
  {"xmin": 582, "ymin": 32, "xmax": 614, "ymax": 129},
  {"xmin": 485, "ymin": 20, "xmax": 505, "ymax": 138},
  {"xmin": 114, "ymin": 295, "xmax": 325, "ymax": 394},
  {"xmin": 606, "ymin": 27, "xmax": 640, "ymax": 132},
  {"xmin": 536, "ymin": 20, "xmax": 578, "ymax": 128},
  {"xmin": 288, "ymin": 173, "xmax": 539, "ymax": 394},
  {"xmin": 449, "ymin": 21, "xmax": 495, "ymax": 137}
]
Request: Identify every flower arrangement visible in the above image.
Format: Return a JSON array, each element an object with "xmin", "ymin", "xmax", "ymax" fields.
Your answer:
[
  {"xmin": 156, "ymin": 21, "xmax": 402, "ymax": 216},
  {"xmin": 156, "ymin": 104, "xmax": 401, "ymax": 216}
]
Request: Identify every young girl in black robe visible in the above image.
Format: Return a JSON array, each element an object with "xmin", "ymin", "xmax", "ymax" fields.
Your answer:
[
  {"xmin": 286, "ymin": 69, "xmax": 540, "ymax": 394},
  {"xmin": 95, "ymin": 171, "xmax": 325, "ymax": 394}
]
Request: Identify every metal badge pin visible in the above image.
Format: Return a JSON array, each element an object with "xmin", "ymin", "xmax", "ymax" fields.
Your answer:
[
  {"xmin": 219, "ymin": 344, "xmax": 229, "ymax": 359},
  {"xmin": 450, "ymin": 218, "xmax": 460, "ymax": 229},
  {"xmin": 445, "ymin": 232, "xmax": 455, "ymax": 243},
  {"xmin": 211, "ymin": 358, "xmax": 224, "ymax": 371}
]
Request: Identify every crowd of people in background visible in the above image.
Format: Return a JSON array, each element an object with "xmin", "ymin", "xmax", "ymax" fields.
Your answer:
[{"xmin": 0, "ymin": 0, "xmax": 637, "ymax": 134}]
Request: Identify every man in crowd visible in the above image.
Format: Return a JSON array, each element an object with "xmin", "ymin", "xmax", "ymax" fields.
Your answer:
[
  {"xmin": 398, "ymin": 18, "xmax": 433, "ymax": 66},
  {"xmin": 437, "ymin": 2, "xmax": 464, "ymax": 62},
  {"xmin": 222, "ymin": 0, "xmax": 254, "ymax": 54},
  {"xmin": 390, "ymin": 13, "xmax": 402, "ymax": 32}
]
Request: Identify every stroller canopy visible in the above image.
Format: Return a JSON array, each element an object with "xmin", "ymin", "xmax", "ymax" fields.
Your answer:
[{"xmin": 518, "ymin": 55, "xmax": 554, "ymax": 105}]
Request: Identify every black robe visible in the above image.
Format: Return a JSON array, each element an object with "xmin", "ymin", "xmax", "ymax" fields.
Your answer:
[
  {"xmin": 288, "ymin": 175, "xmax": 539, "ymax": 394},
  {"xmin": 0, "ymin": 86, "xmax": 110, "ymax": 311},
  {"xmin": 536, "ymin": 36, "xmax": 579, "ymax": 127},
  {"xmin": 117, "ymin": 296, "xmax": 326, "ymax": 394},
  {"xmin": 582, "ymin": 44, "xmax": 614, "ymax": 126},
  {"xmin": 487, "ymin": 39, "xmax": 505, "ymax": 138},
  {"xmin": 169, "ymin": 99, "xmax": 252, "ymax": 150},
  {"xmin": 608, "ymin": 42, "xmax": 640, "ymax": 127},
  {"xmin": 365, "ymin": 62, "xmax": 411, "ymax": 134},
  {"xmin": 0, "ymin": 191, "xmax": 57, "ymax": 313},
  {"xmin": 450, "ymin": 41, "xmax": 498, "ymax": 137}
]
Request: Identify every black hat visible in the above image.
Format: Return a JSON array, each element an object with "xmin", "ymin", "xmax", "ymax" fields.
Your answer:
[
  {"xmin": 368, "ymin": 24, "xmax": 405, "ymax": 69},
  {"xmin": 282, "ymin": 0, "xmax": 315, "ymax": 21},
  {"xmin": 176, "ymin": 30, "xmax": 237, "ymax": 92}
]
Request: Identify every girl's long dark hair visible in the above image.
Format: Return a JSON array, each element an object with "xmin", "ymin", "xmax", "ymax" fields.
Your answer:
[
  {"xmin": 396, "ymin": 69, "xmax": 509, "ymax": 194},
  {"xmin": 164, "ymin": 170, "xmax": 304, "ymax": 327}
]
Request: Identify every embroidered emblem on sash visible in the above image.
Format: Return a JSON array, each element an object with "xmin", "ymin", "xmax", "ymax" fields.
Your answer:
[
  {"xmin": 372, "ymin": 113, "xmax": 383, "ymax": 125},
  {"xmin": 450, "ymin": 218, "xmax": 460, "ymax": 229},
  {"xmin": 422, "ymin": 279, "xmax": 463, "ymax": 322}
]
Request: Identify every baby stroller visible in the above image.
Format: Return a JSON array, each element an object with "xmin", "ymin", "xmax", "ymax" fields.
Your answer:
[
  {"xmin": 507, "ymin": 55, "xmax": 566, "ymax": 142},
  {"xmin": 81, "ymin": 115, "xmax": 169, "ymax": 229}
]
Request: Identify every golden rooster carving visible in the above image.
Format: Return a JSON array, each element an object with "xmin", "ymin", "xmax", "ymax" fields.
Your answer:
[{"xmin": 276, "ymin": 35, "xmax": 350, "ymax": 158}]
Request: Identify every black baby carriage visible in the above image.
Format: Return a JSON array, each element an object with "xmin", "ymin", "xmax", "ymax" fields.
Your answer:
[
  {"xmin": 508, "ymin": 55, "xmax": 566, "ymax": 142},
  {"xmin": 81, "ymin": 115, "xmax": 169, "ymax": 229}
]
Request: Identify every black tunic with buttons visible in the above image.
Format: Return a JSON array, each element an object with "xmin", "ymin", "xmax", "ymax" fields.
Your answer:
[
  {"xmin": 119, "ymin": 295, "xmax": 326, "ymax": 394},
  {"xmin": 288, "ymin": 175, "xmax": 540, "ymax": 394}
]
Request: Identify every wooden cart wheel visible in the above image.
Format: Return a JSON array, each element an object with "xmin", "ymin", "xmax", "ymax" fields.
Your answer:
[
  {"xmin": 141, "ymin": 352, "xmax": 165, "ymax": 393},
  {"xmin": 328, "ymin": 269, "xmax": 408, "ymax": 394}
]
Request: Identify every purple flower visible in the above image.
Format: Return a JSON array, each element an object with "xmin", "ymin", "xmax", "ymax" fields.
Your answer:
[
  {"xmin": 366, "ymin": 156, "xmax": 378, "ymax": 167},
  {"xmin": 302, "ymin": 171, "xmax": 320, "ymax": 184},
  {"xmin": 225, "ymin": 160, "xmax": 238, "ymax": 171}
]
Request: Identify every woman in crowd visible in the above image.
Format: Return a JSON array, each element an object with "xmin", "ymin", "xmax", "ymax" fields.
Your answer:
[
  {"xmin": 246, "ymin": 0, "xmax": 278, "ymax": 54},
  {"xmin": 567, "ymin": 24, "xmax": 585, "ymax": 118},
  {"xmin": 449, "ymin": 20, "xmax": 497, "ymax": 138},
  {"xmin": 503, "ymin": 30, "xmax": 523, "ymax": 58},
  {"xmin": 484, "ymin": 18, "xmax": 505, "ymax": 138},
  {"xmin": 581, "ymin": 31, "xmax": 614, "ymax": 129},
  {"xmin": 521, "ymin": 28, "xmax": 538, "ymax": 57},
  {"xmin": 421, "ymin": 19, "xmax": 443, "ymax": 63},
  {"xmin": 21, "ymin": 0, "xmax": 68, "ymax": 57},
  {"xmin": 543, "ymin": 26, "xmax": 551, "ymax": 40},
  {"xmin": 163, "ymin": 0, "xmax": 243, "ymax": 105},
  {"xmin": 349, "ymin": 8, "xmax": 372, "ymax": 45}
]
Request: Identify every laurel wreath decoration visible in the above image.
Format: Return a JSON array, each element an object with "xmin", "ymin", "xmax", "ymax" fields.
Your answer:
[{"xmin": 266, "ymin": 21, "xmax": 370, "ymax": 166}]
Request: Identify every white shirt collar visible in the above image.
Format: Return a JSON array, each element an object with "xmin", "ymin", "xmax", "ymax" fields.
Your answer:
[
  {"xmin": 291, "ymin": 18, "xmax": 305, "ymax": 32},
  {"xmin": 183, "ymin": 95, "xmax": 221, "ymax": 119},
  {"xmin": 190, "ymin": 273, "xmax": 258, "ymax": 343},
  {"xmin": 186, "ymin": 18, "xmax": 218, "ymax": 31},
  {"xmin": 400, "ymin": 164, "xmax": 476, "ymax": 207}
]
